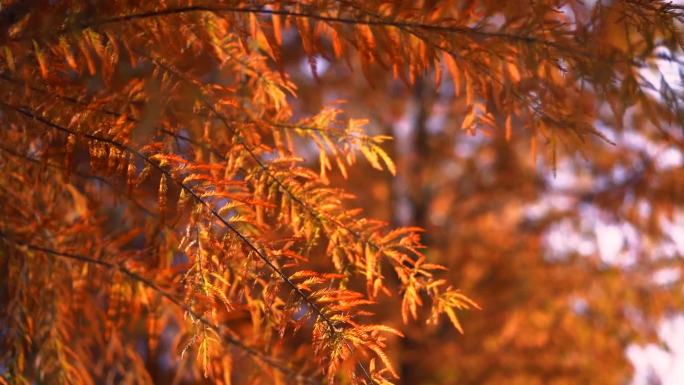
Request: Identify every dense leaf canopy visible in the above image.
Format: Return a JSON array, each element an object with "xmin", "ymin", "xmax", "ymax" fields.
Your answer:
[{"xmin": 1, "ymin": 1, "xmax": 683, "ymax": 385}]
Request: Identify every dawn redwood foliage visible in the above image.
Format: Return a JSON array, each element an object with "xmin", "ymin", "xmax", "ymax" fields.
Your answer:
[{"xmin": 0, "ymin": 1, "xmax": 682, "ymax": 385}]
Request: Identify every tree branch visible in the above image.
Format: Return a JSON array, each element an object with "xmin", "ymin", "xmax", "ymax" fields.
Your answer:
[
  {"xmin": 9, "ymin": 4, "xmax": 571, "ymax": 52},
  {"xmin": 0, "ymin": 143, "xmax": 156, "ymax": 216},
  {"xmin": 143, "ymin": 51, "xmax": 386, "ymax": 385},
  {"xmin": 0, "ymin": 231, "xmax": 320, "ymax": 385},
  {"xmin": 1, "ymin": 100, "xmax": 363, "ymax": 382}
]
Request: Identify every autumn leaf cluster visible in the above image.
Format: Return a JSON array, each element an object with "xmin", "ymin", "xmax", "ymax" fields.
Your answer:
[{"xmin": 1, "ymin": 1, "xmax": 683, "ymax": 385}]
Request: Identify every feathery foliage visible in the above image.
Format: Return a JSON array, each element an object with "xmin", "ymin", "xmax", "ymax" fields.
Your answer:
[{"xmin": 0, "ymin": 1, "xmax": 682, "ymax": 385}]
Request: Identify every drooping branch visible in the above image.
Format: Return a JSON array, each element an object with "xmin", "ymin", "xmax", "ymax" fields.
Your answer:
[
  {"xmin": 7, "ymin": 3, "xmax": 580, "ymax": 52},
  {"xmin": 0, "ymin": 71, "xmax": 371, "ymax": 253},
  {"xmin": 0, "ymin": 100, "xmax": 378, "ymax": 382},
  {"xmin": 0, "ymin": 231, "xmax": 321, "ymax": 385},
  {"xmin": 0, "ymin": 143, "xmax": 155, "ymax": 216},
  {"xmin": 142, "ymin": 53, "xmax": 382, "ymax": 383},
  {"xmin": 1, "ymin": 59, "xmax": 457, "ymax": 332}
]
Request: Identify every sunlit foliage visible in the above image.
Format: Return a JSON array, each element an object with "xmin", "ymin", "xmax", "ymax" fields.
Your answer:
[{"xmin": 0, "ymin": 1, "xmax": 682, "ymax": 385}]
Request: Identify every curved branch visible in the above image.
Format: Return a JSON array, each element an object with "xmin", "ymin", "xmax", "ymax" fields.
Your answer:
[
  {"xmin": 1, "ymin": 61, "xmax": 432, "ymax": 307},
  {"xmin": 9, "ymin": 4, "xmax": 570, "ymax": 52},
  {"xmin": 0, "ymin": 72, "xmax": 370, "ymax": 251},
  {"xmin": 0, "ymin": 100, "xmax": 358, "ymax": 381}
]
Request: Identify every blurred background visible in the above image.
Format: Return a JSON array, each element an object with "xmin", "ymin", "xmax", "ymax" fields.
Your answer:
[{"xmin": 276, "ymin": 26, "xmax": 684, "ymax": 385}]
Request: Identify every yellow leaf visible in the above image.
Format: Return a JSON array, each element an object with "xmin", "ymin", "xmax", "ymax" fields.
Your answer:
[
  {"xmin": 272, "ymin": 11, "xmax": 282, "ymax": 46},
  {"xmin": 360, "ymin": 145, "xmax": 383, "ymax": 171},
  {"xmin": 78, "ymin": 36, "xmax": 96, "ymax": 75},
  {"xmin": 65, "ymin": 184, "xmax": 88, "ymax": 218},
  {"xmin": 32, "ymin": 40, "xmax": 48, "ymax": 78},
  {"xmin": 443, "ymin": 52, "xmax": 461, "ymax": 96},
  {"xmin": 465, "ymin": 71, "xmax": 475, "ymax": 107},
  {"xmin": 3, "ymin": 46, "xmax": 15, "ymax": 72},
  {"xmin": 444, "ymin": 307, "xmax": 464, "ymax": 334},
  {"xmin": 251, "ymin": 13, "xmax": 275, "ymax": 60},
  {"xmin": 331, "ymin": 27, "xmax": 344, "ymax": 59},
  {"xmin": 372, "ymin": 144, "xmax": 396, "ymax": 175},
  {"xmin": 507, "ymin": 61, "xmax": 521, "ymax": 83},
  {"xmin": 59, "ymin": 37, "xmax": 77, "ymax": 70},
  {"xmin": 368, "ymin": 343, "xmax": 398, "ymax": 379},
  {"xmin": 461, "ymin": 109, "xmax": 476, "ymax": 130},
  {"xmin": 505, "ymin": 115, "xmax": 512, "ymax": 141},
  {"xmin": 365, "ymin": 243, "xmax": 376, "ymax": 296}
]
